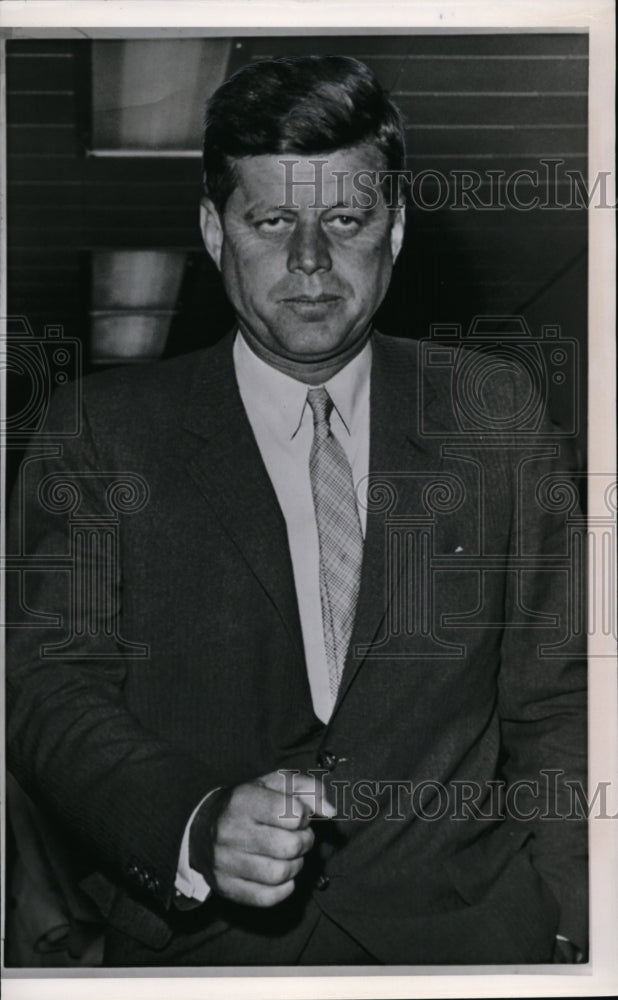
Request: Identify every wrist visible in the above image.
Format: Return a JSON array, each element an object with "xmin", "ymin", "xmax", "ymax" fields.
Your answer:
[{"xmin": 188, "ymin": 786, "xmax": 232, "ymax": 886}]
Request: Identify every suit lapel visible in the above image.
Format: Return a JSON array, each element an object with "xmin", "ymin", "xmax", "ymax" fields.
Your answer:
[
  {"xmin": 332, "ymin": 333, "xmax": 446, "ymax": 713},
  {"xmin": 182, "ymin": 331, "xmax": 451, "ymax": 720},
  {"xmin": 182, "ymin": 333, "xmax": 305, "ymax": 666}
]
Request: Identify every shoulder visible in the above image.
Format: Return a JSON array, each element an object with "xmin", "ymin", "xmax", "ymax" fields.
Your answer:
[
  {"xmin": 371, "ymin": 330, "xmax": 453, "ymax": 413},
  {"xmin": 43, "ymin": 338, "xmax": 232, "ymax": 461},
  {"xmin": 372, "ymin": 330, "xmax": 554, "ymax": 440},
  {"xmin": 371, "ymin": 330, "xmax": 423, "ymax": 392},
  {"xmin": 372, "ymin": 330, "xmax": 419, "ymax": 366},
  {"xmin": 79, "ymin": 346, "xmax": 214, "ymax": 415}
]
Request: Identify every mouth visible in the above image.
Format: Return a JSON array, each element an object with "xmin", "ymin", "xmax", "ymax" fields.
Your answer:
[
  {"xmin": 282, "ymin": 294, "xmax": 341, "ymax": 304},
  {"xmin": 280, "ymin": 295, "xmax": 342, "ymax": 320}
]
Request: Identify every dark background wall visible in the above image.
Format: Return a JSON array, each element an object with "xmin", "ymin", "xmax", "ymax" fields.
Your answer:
[{"xmin": 5, "ymin": 32, "xmax": 588, "ymax": 481}]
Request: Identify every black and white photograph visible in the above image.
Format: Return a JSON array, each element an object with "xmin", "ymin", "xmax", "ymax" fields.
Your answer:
[{"xmin": 1, "ymin": 2, "xmax": 615, "ymax": 998}]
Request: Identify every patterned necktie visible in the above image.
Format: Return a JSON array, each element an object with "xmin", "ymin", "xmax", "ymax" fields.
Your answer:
[{"xmin": 307, "ymin": 386, "xmax": 364, "ymax": 701}]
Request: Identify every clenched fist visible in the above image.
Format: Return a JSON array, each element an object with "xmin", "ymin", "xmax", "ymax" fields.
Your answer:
[{"xmin": 189, "ymin": 769, "xmax": 335, "ymax": 907}]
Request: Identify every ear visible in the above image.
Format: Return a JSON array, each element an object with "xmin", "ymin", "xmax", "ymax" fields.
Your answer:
[
  {"xmin": 200, "ymin": 196, "xmax": 224, "ymax": 270},
  {"xmin": 389, "ymin": 204, "xmax": 406, "ymax": 263}
]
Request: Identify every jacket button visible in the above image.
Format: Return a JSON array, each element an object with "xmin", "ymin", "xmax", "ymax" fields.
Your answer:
[
  {"xmin": 317, "ymin": 750, "xmax": 338, "ymax": 771},
  {"xmin": 127, "ymin": 858, "xmax": 141, "ymax": 880},
  {"xmin": 315, "ymin": 874, "xmax": 330, "ymax": 891}
]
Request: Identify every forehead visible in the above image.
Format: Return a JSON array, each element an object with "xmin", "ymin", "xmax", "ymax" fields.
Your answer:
[{"xmin": 228, "ymin": 143, "xmax": 388, "ymax": 210}]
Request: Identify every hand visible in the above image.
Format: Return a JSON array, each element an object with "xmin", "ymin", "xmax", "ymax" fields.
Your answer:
[{"xmin": 189, "ymin": 769, "xmax": 335, "ymax": 907}]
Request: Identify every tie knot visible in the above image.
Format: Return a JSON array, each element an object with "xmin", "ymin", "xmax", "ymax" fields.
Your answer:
[{"xmin": 307, "ymin": 386, "xmax": 334, "ymax": 429}]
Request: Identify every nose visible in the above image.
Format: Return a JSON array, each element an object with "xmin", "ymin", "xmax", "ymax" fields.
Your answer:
[{"xmin": 287, "ymin": 219, "xmax": 332, "ymax": 275}]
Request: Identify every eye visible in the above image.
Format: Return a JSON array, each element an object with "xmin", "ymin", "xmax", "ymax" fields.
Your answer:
[
  {"xmin": 255, "ymin": 216, "xmax": 292, "ymax": 233},
  {"xmin": 326, "ymin": 214, "xmax": 362, "ymax": 232}
]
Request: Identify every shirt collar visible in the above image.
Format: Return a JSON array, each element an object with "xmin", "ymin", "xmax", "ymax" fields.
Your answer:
[{"xmin": 233, "ymin": 330, "xmax": 372, "ymax": 440}]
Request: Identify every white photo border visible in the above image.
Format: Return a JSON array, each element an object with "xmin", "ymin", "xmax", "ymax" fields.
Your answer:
[{"xmin": 1, "ymin": 2, "xmax": 615, "ymax": 998}]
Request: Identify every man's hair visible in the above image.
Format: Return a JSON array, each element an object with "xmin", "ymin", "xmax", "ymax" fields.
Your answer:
[{"xmin": 202, "ymin": 55, "xmax": 406, "ymax": 213}]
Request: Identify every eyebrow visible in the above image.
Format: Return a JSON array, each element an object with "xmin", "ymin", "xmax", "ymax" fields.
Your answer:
[
  {"xmin": 241, "ymin": 199, "xmax": 379, "ymax": 223},
  {"xmin": 327, "ymin": 201, "xmax": 376, "ymax": 213},
  {"xmin": 243, "ymin": 205, "xmax": 297, "ymax": 222}
]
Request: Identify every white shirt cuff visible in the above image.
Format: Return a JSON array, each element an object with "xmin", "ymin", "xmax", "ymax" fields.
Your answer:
[{"xmin": 174, "ymin": 789, "xmax": 220, "ymax": 903}]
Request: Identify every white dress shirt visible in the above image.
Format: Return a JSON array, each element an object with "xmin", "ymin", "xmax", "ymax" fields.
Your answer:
[
  {"xmin": 234, "ymin": 331, "xmax": 371, "ymax": 720},
  {"xmin": 174, "ymin": 331, "xmax": 371, "ymax": 902}
]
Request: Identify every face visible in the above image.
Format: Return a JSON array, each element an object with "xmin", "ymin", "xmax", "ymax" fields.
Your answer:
[{"xmin": 201, "ymin": 143, "xmax": 405, "ymax": 378}]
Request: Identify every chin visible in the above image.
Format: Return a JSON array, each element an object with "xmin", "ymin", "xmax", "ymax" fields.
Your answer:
[{"xmin": 280, "ymin": 330, "xmax": 354, "ymax": 358}]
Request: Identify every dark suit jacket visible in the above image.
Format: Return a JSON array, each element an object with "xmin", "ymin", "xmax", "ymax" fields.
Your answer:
[{"xmin": 6, "ymin": 331, "xmax": 587, "ymax": 965}]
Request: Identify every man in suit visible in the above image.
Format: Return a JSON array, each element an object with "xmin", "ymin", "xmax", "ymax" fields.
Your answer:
[{"xmin": 7, "ymin": 55, "xmax": 587, "ymax": 966}]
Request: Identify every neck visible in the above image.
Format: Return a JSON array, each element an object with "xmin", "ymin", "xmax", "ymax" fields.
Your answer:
[{"xmin": 237, "ymin": 323, "xmax": 373, "ymax": 385}]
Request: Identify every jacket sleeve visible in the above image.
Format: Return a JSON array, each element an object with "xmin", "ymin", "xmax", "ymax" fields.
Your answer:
[{"xmin": 6, "ymin": 383, "xmax": 219, "ymax": 913}]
